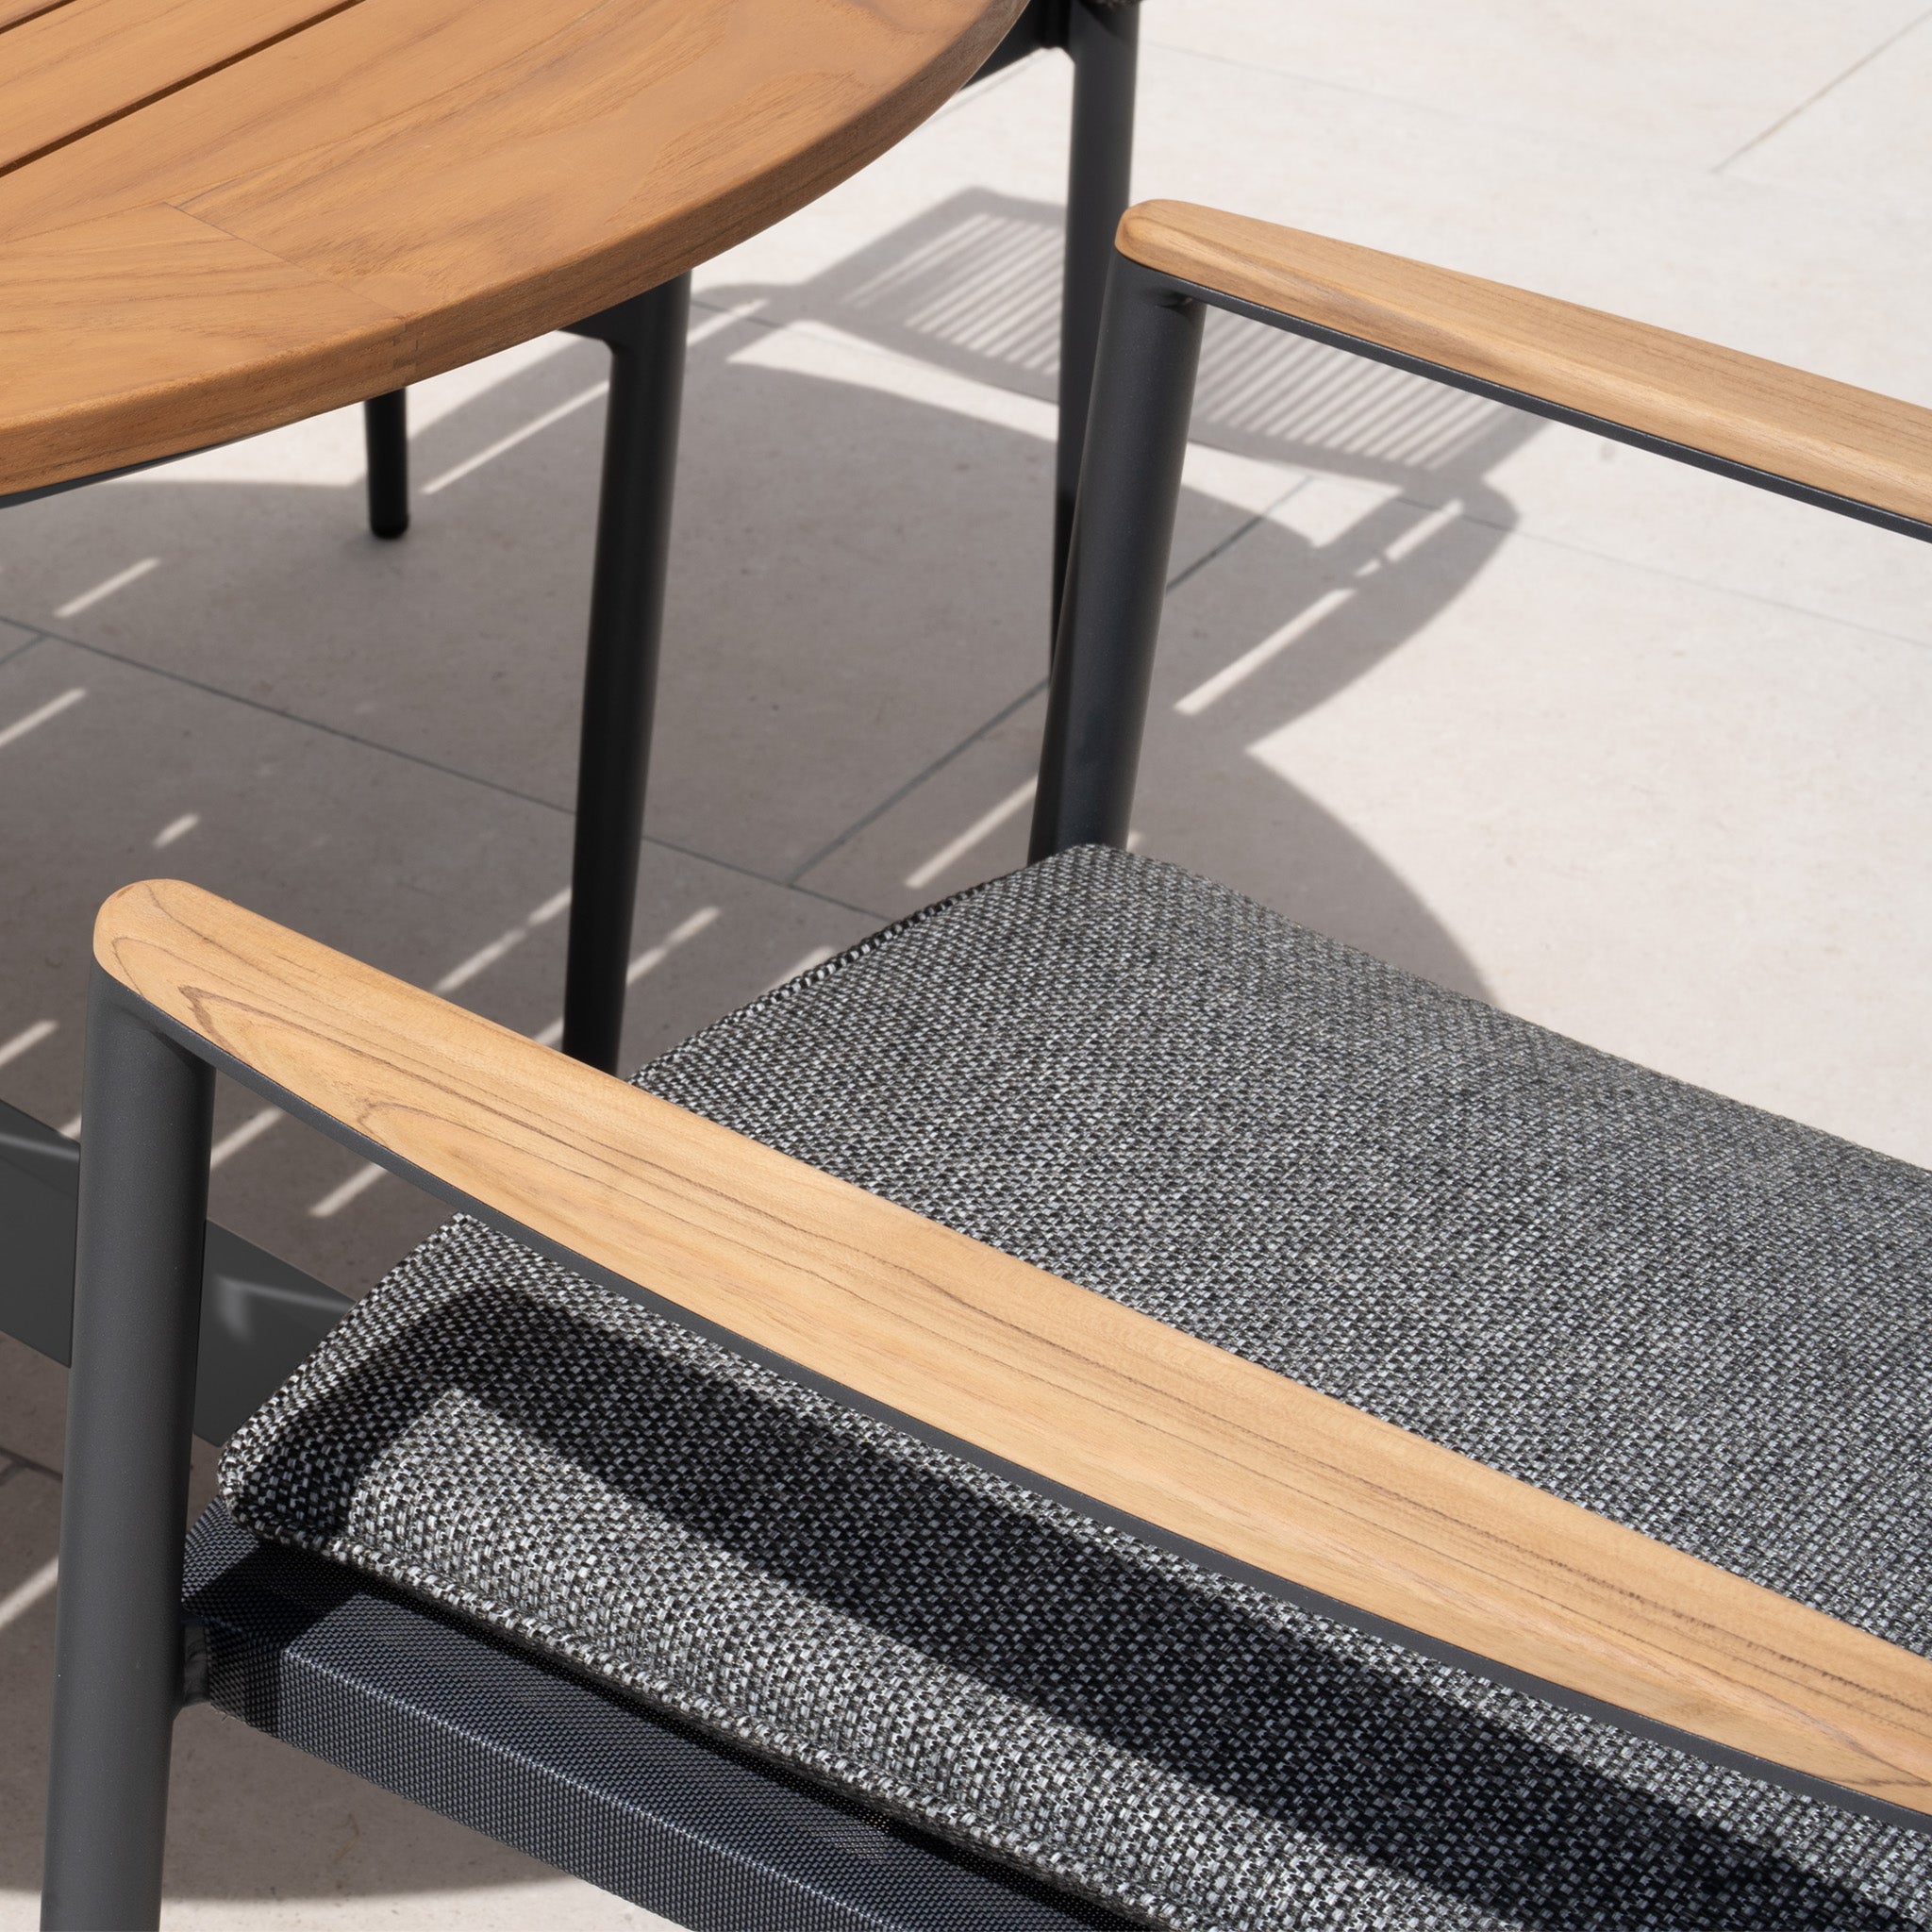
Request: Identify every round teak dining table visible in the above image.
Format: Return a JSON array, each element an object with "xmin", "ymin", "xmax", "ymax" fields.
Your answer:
[
  {"xmin": 0, "ymin": 0, "xmax": 1023, "ymax": 494},
  {"xmin": 0, "ymin": 0, "xmax": 1025, "ymax": 1051},
  {"xmin": 0, "ymin": 0, "xmax": 1029, "ymax": 1371}
]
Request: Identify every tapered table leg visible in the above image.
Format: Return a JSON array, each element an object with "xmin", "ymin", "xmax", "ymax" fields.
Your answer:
[{"xmin": 560, "ymin": 275, "xmax": 691, "ymax": 1074}]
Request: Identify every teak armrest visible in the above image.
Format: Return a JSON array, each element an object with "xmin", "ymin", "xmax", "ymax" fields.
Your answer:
[
  {"xmin": 96, "ymin": 877, "xmax": 1932, "ymax": 1827},
  {"xmin": 1117, "ymin": 201, "xmax": 1932, "ymax": 534}
]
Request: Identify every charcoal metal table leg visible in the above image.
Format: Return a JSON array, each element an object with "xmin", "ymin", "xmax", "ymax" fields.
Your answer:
[
  {"xmin": 363, "ymin": 390, "xmax": 410, "ymax": 539},
  {"xmin": 561, "ymin": 274, "xmax": 691, "ymax": 1074},
  {"xmin": 1053, "ymin": 0, "xmax": 1139, "ymax": 641},
  {"xmin": 42, "ymin": 973, "xmax": 213, "ymax": 1930}
]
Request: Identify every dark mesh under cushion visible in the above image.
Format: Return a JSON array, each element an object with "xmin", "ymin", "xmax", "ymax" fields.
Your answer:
[{"xmin": 220, "ymin": 846, "xmax": 1932, "ymax": 1930}]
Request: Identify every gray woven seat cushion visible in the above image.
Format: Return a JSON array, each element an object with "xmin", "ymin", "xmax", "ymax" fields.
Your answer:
[{"xmin": 220, "ymin": 845, "xmax": 1932, "ymax": 1930}]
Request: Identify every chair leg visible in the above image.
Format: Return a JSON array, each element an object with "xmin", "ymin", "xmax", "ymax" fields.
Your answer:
[
  {"xmin": 363, "ymin": 391, "xmax": 410, "ymax": 539},
  {"xmin": 1032, "ymin": 257, "xmax": 1202, "ymax": 859},
  {"xmin": 42, "ymin": 973, "xmax": 212, "ymax": 1931},
  {"xmin": 1053, "ymin": 0, "xmax": 1139, "ymax": 641},
  {"xmin": 559, "ymin": 274, "xmax": 691, "ymax": 1074}
]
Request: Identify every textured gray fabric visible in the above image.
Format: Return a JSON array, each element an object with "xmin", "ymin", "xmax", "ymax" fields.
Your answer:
[{"xmin": 222, "ymin": 845, "xmax": 1932, "ymax": 1930}]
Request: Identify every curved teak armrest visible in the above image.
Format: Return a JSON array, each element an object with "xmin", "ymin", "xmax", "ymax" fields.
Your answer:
[
  {"xmin": 1117, "ymin": 200, "xmax": 1932, "ymax": 536},
  {"xmin": 96, "ymin": 877, "xmax": 1932, "ymax": 1826}
]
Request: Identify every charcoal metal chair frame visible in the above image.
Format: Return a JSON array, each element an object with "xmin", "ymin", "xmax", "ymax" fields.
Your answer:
[{"xmin": 42, "ymin": 201, "xmax": 1932, "ymax": 1927}]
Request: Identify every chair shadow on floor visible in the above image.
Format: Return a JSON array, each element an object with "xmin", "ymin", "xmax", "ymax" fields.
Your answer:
[
  {"xmin": 0, "ymin": 193, "xmax": 1553, "ymax": 1910},
  {"xmin": 711, "ymin": 189, "xmax": 1542, "ymax": 994}
]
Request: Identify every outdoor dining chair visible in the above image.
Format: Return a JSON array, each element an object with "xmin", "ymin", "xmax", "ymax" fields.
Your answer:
[{"xmin": 43, "ymin": 198, "xmax": 1932, "ymax": 1931}]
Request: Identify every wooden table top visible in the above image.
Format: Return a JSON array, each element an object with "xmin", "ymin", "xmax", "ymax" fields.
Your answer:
[{"xmin": 0, "ymin": 0, "xmax": 1024, "ymax": 497}]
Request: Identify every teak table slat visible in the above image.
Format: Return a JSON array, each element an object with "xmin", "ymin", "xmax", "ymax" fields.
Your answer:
[
  {"xmin": 0, "ymin": 0, "xmax": 356, "ymax": 175},
  {"xmin": 0, "ymin": 0, "xmax": 72, "ymax": 31},
  {"xmin": 0, "ymin": 0, "xmax": 1025, "ymax": 493}
]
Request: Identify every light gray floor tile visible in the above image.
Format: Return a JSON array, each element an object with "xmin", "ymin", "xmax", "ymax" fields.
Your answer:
[
  {"xmin": 708, "ymin": 31, "xmax": 1932, "ymax": 387},
  {"xmin": 1145, "ymin": 0, "xmax": 1931, "ymax": 169},
  {"xmin": 1110, "ymin": 38, "xmax": 1932, "ymax": 391},
  {"xmin": 702, "ymin": 40, "xmax": 1932, "ymax": 654}
]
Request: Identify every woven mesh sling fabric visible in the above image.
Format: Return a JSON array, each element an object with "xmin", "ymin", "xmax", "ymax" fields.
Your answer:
[{"xmin": 219, "ymin": 844, "xmax": 1932, "ymax": 1931}]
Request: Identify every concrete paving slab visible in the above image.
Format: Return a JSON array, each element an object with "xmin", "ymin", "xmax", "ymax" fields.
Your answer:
[
  {"xmin": 0, "ymin": 297, "xmax": 1252, "ymax": 886},
  {"xmin": 699, "ymin": 36, "xmax": 1932, "ymax": 657},
  {"xmin": 0, "ymin": 340, "xmax": 610, "ymax": 815},
  {"xmin": 1131, "ymin": 45, "xmax": 1932, "ymax": 385},
  {"xmin": 1724, "ymin": 11, "xmax": 1932, "ymax": 208},
  {"xmin": 1144, "ymin": 1, "xmax": 1930, "ymax": 170}
]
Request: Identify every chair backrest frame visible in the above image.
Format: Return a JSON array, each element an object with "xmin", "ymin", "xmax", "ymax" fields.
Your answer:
[{"xmin": 1032, "ymin": 246, "xmax": 1932, "ymax": 860}]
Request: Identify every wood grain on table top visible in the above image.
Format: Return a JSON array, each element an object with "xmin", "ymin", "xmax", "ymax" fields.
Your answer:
[
  {"xmin": 1120, "ymin": 199, "xmax": 1932, "ymax": 532},
  {"xmin": 92, "ymin": 874, "xmax": 1932, "ymax": 1825},
  {"xmin": 0, "ymin": 0, "xmax": 1024, "ymax": 493},
  {"xmin": 0, "ymin": 0, "xmax": 77, "ymax": 32},
  {"xmin": 0, "ymin": 0, "xmax": 358, "ymax": 175}
]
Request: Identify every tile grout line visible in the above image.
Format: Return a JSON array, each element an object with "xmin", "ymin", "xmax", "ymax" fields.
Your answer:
[
  {"xmin": 1148, "ymin": 20, "xmax": 1932, "ymax": 183},
  {"xmin": 1133, "ymin": 34, "xmax": 1709, "ymax": 174},
  {"xmin": 1714, "ymin": 8, "xmax": 1932, "ymax": 172},
  {"xmin": 0, "ymin": 628, "xmax": 45, "ymax": 674},
  {"xmin": 0, "ymin": 1443, "xmax": 60, "ymax": 1485},
  {"xmin": 5, "ymin": 620, "xmax": 576, "ymax": 808},
  {"xmin": 784, "ymin": 475, "xmax": 1329, "ymax": 888},
  {"xmin": 0, "ymin": 618, "xmax": 891, "ymax": 917},
  {"xmin": 783, "ymin": 674, "xmax": 1051, "ymax": 887},
  {"xmin": 642, "ymin": 831, "xmax": 883, "ymax": 919},
  {"xmin": 1149, "ymin": 470, "xmax": 1932, "ymax": 661},
  {"xmin": 1444, "ymin": 493, "xmax": 1932, "ymax": 653},
  {"xmin": 1168, "ymin": 478, "xmax": 1313, "ymax": 595}
]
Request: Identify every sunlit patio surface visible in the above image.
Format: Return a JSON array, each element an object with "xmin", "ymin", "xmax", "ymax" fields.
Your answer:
[{"xmin": 6, "ymin": 5, "xmax": 1932, "ymax": 1921}]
